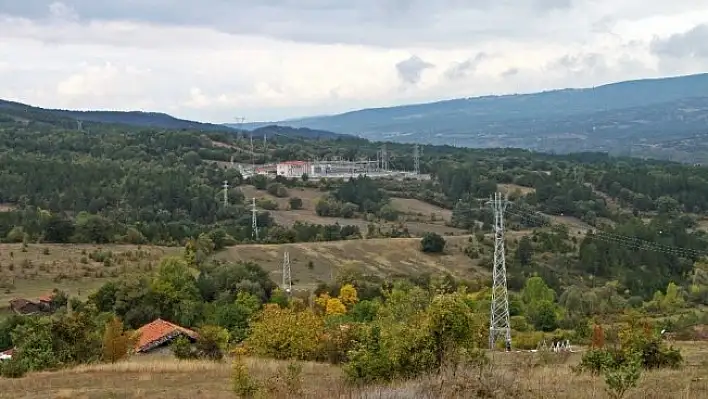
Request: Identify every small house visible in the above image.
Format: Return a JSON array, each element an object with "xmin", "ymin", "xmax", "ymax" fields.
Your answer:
[
  {"xmin": 134, "ymin": 319, "xmax": 199, "ymax": 354},
  {"xmin": 0, "ymin": 348, "xmax": 13, "ymax": 361}
]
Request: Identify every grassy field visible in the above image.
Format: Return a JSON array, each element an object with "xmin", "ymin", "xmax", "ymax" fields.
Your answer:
[
  {"xmin": 0, "ymin": 244, "xmax": 178, "ymax": 310},
  {"xmin": 2, "ymin": 341, "xmax": 706, "ymax": 398},
  {"xmin": 215, "ymin": 235, "xmax": 486, "ymax": 288},
  {"xmin": 240, "ymin": 185, "xmax": 467, "ymax": 236}
]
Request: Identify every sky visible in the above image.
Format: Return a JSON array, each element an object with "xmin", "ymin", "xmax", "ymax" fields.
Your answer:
[{"xmin": 1, "ymin": 1, "xmax": 708, "ymax": 123}]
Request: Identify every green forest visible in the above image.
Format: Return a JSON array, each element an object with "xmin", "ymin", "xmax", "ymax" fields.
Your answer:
[{"xmin": 1, "ymin": 107, "xmax": 707, "ymax": 398}]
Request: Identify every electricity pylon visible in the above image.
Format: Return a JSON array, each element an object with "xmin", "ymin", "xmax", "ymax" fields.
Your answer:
[
  {"xmin": 488, "ymin": 192, "xmax": 511, "ymax": 351},
  {"xmin": 222, "ymin": 180, "xmax": 229, "ymax": 207},
  {"xmin": 282, "ymin": 251, "xmax": 292, "ymax": 295},
  {"xmin": 413, "ymin": 144, "xmax": 420, "ymax": 175},
  {"xmin": 251, "ymin": 197, "xmax": 259, "ymax": 240}
]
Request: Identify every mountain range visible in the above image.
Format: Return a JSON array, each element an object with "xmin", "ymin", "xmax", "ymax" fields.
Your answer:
[
  {"xmin": 3, "ymin": 73, "xmax": 708, "ymax": 162},
  {"xmin": 234, "ymin": 73, "xmax": 708, "ymax": 162},
  {"xmin": 0, "ymin": 99, "xmax": 349, "ymax": 140}
]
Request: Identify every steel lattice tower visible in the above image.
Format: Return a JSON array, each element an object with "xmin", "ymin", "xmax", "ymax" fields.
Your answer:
[
  {"xmin": 222, "ymin": 180, "xmax": 229, "ymax": 207},
  {"xmin": 251, "ymin": 197, "xmax": 259, "ymax": 240},
  {"xmin": 413, "ymin": 144, "xmax": 420, "ymax": 175},
  {"xmin": 282, "ymin": 251, "xmax": 292, "ymax": 295},
  {"xmin": 488, "ymin": 192, "xmax": 511, "ymax": 351}
]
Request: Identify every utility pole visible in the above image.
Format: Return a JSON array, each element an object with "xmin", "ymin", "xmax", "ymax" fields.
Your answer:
[
  {"xmin": 250, "ymin": 133, "xmax": 255, "ymax": 173},
  {"xmin": 413, "ymin": 144, "xmax": 420, "ymax": 175},
  {"xmin": 222, "ymin": 180, "xmax": 229, "ymax": 207},
  {"xmin": 251, "ymin": 197, "xmax": 259, "ymax": 240},
  {"xmin": 488, "ymin": 192, "xmax": 511, "ymax": 351},
  {"xmin": 381, "ymin": 144, "xmax": 388, "ymax": 172},
  {"xmin": 282, "ymin": 251, "xmax": 292, "ymax": 295},
  {"xmin": 263, "ymin": 133, "xmax": 267, "ymax": 162}
]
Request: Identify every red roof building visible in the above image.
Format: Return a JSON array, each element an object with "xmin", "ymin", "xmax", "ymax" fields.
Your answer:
[
  {"xmin": 0, "ymin": 348, "xmax": 13, "ymax": 360},
  {"xmin": 134, "ymin": 319, "xmax": 199, "ymax": 353}
]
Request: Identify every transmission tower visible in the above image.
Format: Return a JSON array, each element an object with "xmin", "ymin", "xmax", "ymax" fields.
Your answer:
[
  {"xmin": 76, "ymin": 119, "xmax": 83, "ymax": 131},
  {"xmin": 250, "ymin": 133, "xmax": 255, "ymax": 172},
  {"xmin": 222, "ymin": 180, "xmax": 229, "ymax": 207},
  {"xmin": 251, "ymin": 197, "xmax": 259, "ymax": 240},
  {"xmin": 282, "ymin": 251, "xmax": 292, "ymax": 295},
  {"xmin": 381, "ymin": 144, "xmax": 388, "ymax": 171},
  {"xmin": 413, "ymin": 144, "xmax": 420, "ymax": 175},
  {"xmin": 488, "ymin": 192, "xmax": 511, "ymax": 351},
  {"xmin": 263, "ymin": 133, "xmax": 267, "ymax": 162}
]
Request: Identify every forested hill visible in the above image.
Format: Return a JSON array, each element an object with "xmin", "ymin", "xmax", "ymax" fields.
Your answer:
[
  {"xmin": 3, "ymin": 102, "xmax": 708, "ymax": 299},
  {"xmin": 248, "ymin": 73, "xmax": 708, "ymax": 162},
  {"xmin": 0, "ymin": 99, "xmax": 226, "ymax": 131},
  {"xmin": 0, "ymin": 99, "xmax": 350, "ymax": 140}
]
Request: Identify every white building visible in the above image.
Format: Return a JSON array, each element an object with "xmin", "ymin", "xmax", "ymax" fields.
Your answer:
[{"xmin": 276, "ymin": 161, "xmax": 310, "ymax": 178}]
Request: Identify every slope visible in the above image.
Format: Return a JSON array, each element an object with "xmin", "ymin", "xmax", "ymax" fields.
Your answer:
[
  {"xmin": 213, "ymin": 235, "xmax": 485, "ymax": 288},
  {"xmin": 0, "ymin": 99, "xmax": 228, "ymax": 131},
  {"xmin": 249, "ymin": 73, "xmax": 708, "ymax": 160}
]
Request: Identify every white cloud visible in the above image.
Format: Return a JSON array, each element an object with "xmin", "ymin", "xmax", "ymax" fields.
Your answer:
[{"xmin": 0, "ymin": 1, "xmax": 707, "ymax": 122}]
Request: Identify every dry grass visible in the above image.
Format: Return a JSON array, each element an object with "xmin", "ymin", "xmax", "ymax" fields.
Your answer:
[
  {"xmin": 2, "ymin": 342, "xmax": 707, "ymax": 398},
  {"xmin": 390, "ymin": 198, "xmax": 452, "ymax": 222},
  {"xmin": 239, "ymin": 185, "xmax": 467, "ymax": 236},
  {"xmin": 499, "ymin": 183, "xmax": 536, "ymax": 196},
  {"xmin": 215, "ymin": 236, "xmax": 485, "ymax": 288},
  {"xmin": 0, "ymin": 244, "xmax": 178, "ymax": 309}
]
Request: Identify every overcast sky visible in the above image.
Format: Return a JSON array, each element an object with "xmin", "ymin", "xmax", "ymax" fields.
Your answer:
[{"xmin": 1, "ymin": 1, "xmax": 707, "ymax": 122}]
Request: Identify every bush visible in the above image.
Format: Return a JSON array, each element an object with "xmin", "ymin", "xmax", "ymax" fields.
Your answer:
[
  {"xmin": 0, "ymin": 357, "xmax": 27, "ymax": 378},
  {"xmin": 421, "ymin": 233, "xmax": 446, "ymax": 253},
  {"xmin": 289, "ymin": 197, "xmax": 303, "ymax": 210},
  {"xmin": 267, "ymin": 183, "xmax": 289, "ymax": 198}
]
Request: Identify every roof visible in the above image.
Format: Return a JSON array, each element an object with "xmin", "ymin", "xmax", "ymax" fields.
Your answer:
[
  {"xmin": 38, "ymin": 293, "xmax": 54, "ymax": 303},
  {"xmin": 134, "ymin": 319, "xmax": 198, "ymax": 352},
  {"xmin": 278, "ymin": 161, "xmax": 308, "ymax": 166},
  {"xmin": 9, "ymin": 298, "xmax": 37, "ymax": 308},
  {"xmin": 0, "ymin": 348, "xmax": 13, "ymax": 360}
]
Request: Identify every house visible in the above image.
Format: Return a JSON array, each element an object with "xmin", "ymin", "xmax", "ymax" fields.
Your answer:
[
  {"xmin": 276, "ymin": 161, "xmax": 310, "ymax": 178},
  {"xmin": 9, "ymin": 298, "xmax": 41, "ymax": 315},
  {"xmin": 0, "ymin": 348, "xmax": 13, "ymax": 361},
  {"xmin": 37, "ymin": 293, "xmax": 55, "ymax": 312},
  {"xmin": 134, "ymin": 319, "xmax": 199, "ymax": 354}
]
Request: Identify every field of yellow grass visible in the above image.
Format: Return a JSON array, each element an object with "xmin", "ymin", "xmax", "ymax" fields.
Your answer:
[
  {"xmin": 215, "ymin": 236, "xmax": 486, "ymax": 288},
  {"xmin": 240, "ymin": 185, "xmax": 467, "ymax": 236},
  {"xmin": 2, "ymin": 341, "xmax": 707, "ymax": 398},
  {"xmin": 0, "ymin": 244, "xmax": 178, "ymax": 310}
]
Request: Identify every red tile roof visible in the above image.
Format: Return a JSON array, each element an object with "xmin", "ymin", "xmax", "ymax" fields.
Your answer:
[
  {"xmin": 134, "ymin": 319, "xmax": 198, "ymax": 352},
  {"xmin": 38, "ymin": 293, "xmax": 54, "ymax": 303}
]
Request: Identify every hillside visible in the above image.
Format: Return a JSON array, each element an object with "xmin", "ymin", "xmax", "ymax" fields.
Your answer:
[
  {"xmin": 214, "ymin": 235, "xmax": 484, "ymax": 288},
  {"xmin": 250, "ymin": 73, "xmax": 708, "ymax": 162},
  {"xmin": 0, "ymin": 99, "xmax": 227, "ymax": 132},
  {"xmin": 0, "ymin": 99, "xmax": 349, "ymax": 141}
]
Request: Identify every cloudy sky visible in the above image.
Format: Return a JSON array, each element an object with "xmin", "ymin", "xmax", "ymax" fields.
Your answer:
[{"xmin": 1, "ymin": 1, "xmax": 707, "ymax": 122}]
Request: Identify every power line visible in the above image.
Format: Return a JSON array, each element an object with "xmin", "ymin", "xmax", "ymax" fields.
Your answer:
[
  {"xmin": 488, "ymin": 192, "xmax": 512, "ymax": 351},
  {"xmin": 505, "ymin": 205, "xmax": 707, "ymax": 258}
]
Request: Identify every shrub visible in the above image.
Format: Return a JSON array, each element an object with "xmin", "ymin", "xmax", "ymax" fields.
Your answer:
[
  {"xmin": 267, "ymin": 183, "xmax": 289, "ymax": 198},
  {"xmin": 289, "ymin": 197, "xmax": 303, "ymax": 210},
  {"xmin": 421, "ymin": 232, "xmax": 445, "ymax": 253}
]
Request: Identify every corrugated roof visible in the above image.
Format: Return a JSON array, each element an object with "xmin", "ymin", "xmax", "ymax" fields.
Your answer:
[
  {"xmin": 134, "ymin": 319, "xmax": 198, "ymax": 352},
  {"xmin": 0, "ymin": 348, "xmax": 13, "ymax": 359}
]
